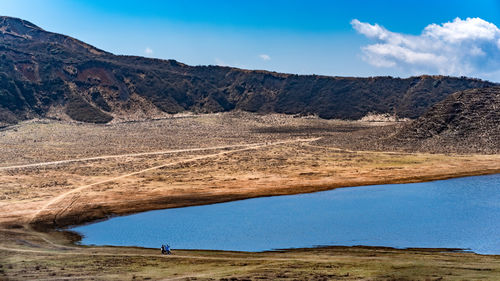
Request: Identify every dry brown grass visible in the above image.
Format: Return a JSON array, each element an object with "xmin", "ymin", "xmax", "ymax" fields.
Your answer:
[
  {"xmin": 1, "ymin": 112, "xmax": 500, "ymax": 280},
  {"xmin": 1, "ymin": 226, "xmax": 500, "ymax": 281},
  {"xmin": 0, "ymin": 112, "xmax": 499, "ymax": 228}
]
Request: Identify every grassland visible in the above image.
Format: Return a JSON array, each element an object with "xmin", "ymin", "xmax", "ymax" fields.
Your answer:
[
  {"xmin": 2, "ymin": 227, "xmax": 500, "ymax": 281},
  {"xmin": 1, "ymin": 112, "xmax": 500, "ymax": 280}
]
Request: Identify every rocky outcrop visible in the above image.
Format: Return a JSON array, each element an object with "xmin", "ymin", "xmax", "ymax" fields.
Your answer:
[{"xmin": 388, "ymin": 87, "xmax": 500, "ymax": 153}]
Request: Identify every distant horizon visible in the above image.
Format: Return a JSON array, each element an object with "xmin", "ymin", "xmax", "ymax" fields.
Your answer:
[{"xmin": 1, "ymin": 0, "xmax": 500, "ymax": 81}]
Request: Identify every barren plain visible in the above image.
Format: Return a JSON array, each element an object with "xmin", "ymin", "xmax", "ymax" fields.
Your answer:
[{"xmin": 1, "ymin": 112, "xmax": 500, "ymax": 280}]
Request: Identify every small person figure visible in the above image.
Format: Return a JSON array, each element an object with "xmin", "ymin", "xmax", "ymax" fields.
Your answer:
[{"xmin": 161, "ymin": 244, "xmax": 172, "ymax": 255}]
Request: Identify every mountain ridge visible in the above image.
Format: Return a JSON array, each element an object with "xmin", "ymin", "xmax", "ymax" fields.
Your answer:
[
  {"xmin": 0, "ymin": 16, "xmax": 496, "ymax": 125},
  {"xmin": 387, "ymin": 86, "xmax": 500, "ymax": 153}
]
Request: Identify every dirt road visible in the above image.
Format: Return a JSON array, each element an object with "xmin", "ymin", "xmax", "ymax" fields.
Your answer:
[
  {"xmin": 0, "ymin": 143, "xmax": 280, "ymax": 171},
  {"xmin": 29, "ymin": 138, "xmax": 320, "ymax": 223}
]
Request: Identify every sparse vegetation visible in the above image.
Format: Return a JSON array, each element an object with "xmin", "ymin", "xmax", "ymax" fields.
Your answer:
[
  {"xmin": 388, "ymin": 87, "xmax": 500, "ymax": 153},
  {"xmin": 0, "ymin": 112, "xmax": 499, "ymax": 229},
  {"xmin": 0, "ymin": 16, "xmax": 496, "ymax": 125},
  {"xmin": 2, "ymin": 227, "xmax": 500, "ymax": 281},
  {"xmin": 1, "ymin": 15, "xmax": 500, "ymax": 281},
  {"xmin": 65, "ymin": 93, "xmax": 113, "ymax": 123}
]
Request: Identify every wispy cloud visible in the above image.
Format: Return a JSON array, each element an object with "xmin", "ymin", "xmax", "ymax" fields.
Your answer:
[
  {"xmin": 214, "ymin": 58, "xmax": 227, "ymax": 66},
  {"xmin": 351, "ymin": 17, "xmax": 500, "ymax": 79},
  {"xmin": 259, "ymin": 54, "xmax": 271, "ymax": 61},
  {"xmin": 144, "ymin": 47, "xmax": 153, "ymax": 55}
]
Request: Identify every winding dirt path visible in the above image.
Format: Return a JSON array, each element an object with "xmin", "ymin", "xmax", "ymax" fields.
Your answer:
[{"xmin": 29, "ymin": 138, "xmax": 320, "ymax": 223}]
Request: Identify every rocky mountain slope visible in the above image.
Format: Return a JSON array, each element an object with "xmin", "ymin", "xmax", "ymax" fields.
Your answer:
[
  {"xmin": 388, "ymin": 87, "xmax": 500, "ymax": 153},
  {"xmin": 0, "ymin": 16, "xmax": 496, "ymax": 125}
]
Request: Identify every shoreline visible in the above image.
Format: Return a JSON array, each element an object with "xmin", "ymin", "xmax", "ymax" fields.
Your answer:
[
  {"xmin": 4, "ymin": 224, "xmax": 500, "ymax": 280},
  {"xmin": 2, "ymin": 115, "xmax": 500, "ymax": 279},
  {"xmin": 69, "ymin": 237, "xmax": 495, "ymax": 257},
  {"xmin": 61, "ymin": 171, "xmax": 500, "ymax": 257},
  {"xmin": 35, "ymin": 167, "xmax": 500, "ymax": 230}
]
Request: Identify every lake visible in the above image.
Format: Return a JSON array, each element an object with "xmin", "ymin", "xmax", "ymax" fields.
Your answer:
[{"xmin": 71, "ymin": 174, "xmax": 500, "ymax": 254}]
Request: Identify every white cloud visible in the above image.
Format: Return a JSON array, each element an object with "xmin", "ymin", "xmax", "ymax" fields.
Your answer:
[
  {"xmin": 259, "ymin": 54, "xmax": 271, "ymax": 61},
  {"xmin": 144, "ymin": 47, "xmax": 153, "ymax": 55},
  {"xmin": 351, "ymin": 17, "xmax": 500, "ymax": 79},
  {"xmin": 424, "ymin": 18, "xmax": 499, "ymax": 43}
]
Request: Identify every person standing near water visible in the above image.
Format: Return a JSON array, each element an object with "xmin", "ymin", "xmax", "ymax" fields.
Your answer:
[{"xmin": 161, "ymin": 244, "xmax": 172, "ymax": 255}]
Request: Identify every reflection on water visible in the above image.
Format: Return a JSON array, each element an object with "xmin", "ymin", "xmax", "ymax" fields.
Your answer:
[{"xmin": 71, "ymin": 174, "xmax": 500, "ymax": 254}]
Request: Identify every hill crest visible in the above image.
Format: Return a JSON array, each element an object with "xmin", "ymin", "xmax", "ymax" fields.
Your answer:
[
  {"xmin": 0, "ymin": 16, "xmax": 496, "ymax": 125},
  {"xmin": 387, "ymin": 87, "xmax": 500, "ymax": 153}
]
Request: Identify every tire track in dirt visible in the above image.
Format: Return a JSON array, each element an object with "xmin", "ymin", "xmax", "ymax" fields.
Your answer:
[
  {"xmin": 0, "ymin": 143, "xmax": 260, "ymax": 171},
  {"xmin": 29, "ymin": 138, "xmax": 320, "ymax": 224}
]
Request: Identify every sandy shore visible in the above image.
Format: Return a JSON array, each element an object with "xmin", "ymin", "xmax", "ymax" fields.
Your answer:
[
  {"xmin": 1, "ymin": 113, "xmax": 500, "ymax": 280},
  {"xmin": 1, "ymin": 130, "xmax": 499, "ymax": 228},
  {"xmin": 0, "ymin": 115, "xmax": 499, "ymax": 228}
]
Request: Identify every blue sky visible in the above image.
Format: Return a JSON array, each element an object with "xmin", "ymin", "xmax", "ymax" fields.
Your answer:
[{"xmin": 1, "ymin": 0, "xmax": 500, "ymax": 81}]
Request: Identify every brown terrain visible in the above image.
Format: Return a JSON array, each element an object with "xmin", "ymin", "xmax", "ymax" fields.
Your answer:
[
  {"xmin": 0, "ymin": 111, "xmax": 500, "ymax": 280},
  {"xmin": 0, "ymin": 112, "xmax": 499, "ymax": 229},
  {"xmin": 1, "ymin": 15, "xmax": 500, "ymax": 281},
  {"xmin": 3, "ymin": 228, "xmax": 500, "ymax": 281},
  {"xmin": 388, "ymin": 87, "xmax": 500, "ymax": 154},
  {"xmin": 0, "ymin": 16, "xmax": 495, "ymax": 126}
]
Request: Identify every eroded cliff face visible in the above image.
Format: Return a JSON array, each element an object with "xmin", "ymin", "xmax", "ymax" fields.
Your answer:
[{"xmin": 0, "ymin": 16, "xmax": 496, "ymax": 126}]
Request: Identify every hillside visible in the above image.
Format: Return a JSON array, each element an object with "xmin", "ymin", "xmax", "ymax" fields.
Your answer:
[
  {"xmin": 0, "ymin": 16, "xmax": 496, "ymax": 125},
  {"xmin": 387, "ymin": 87, "xmax": 500, "ymax": 153}
]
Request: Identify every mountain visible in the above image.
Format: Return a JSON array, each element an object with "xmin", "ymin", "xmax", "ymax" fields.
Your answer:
[
  {"xmin": 387, "ymin": 87, "xmax": 500, "ymax": 153},
  {"xmin": 0, "ymin": 16, "xmax": 496, "ymax": 125}
]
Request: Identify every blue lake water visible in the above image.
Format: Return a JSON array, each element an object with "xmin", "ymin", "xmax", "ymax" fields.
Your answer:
[{"xmin": 71, "ymin": 174, "xmax": 500, "ymax": 254}]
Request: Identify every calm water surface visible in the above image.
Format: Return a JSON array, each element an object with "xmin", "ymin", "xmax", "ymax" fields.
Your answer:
[{"xmin": 71, "ymin": 174, "xmax": 500, "ymax": 254}]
